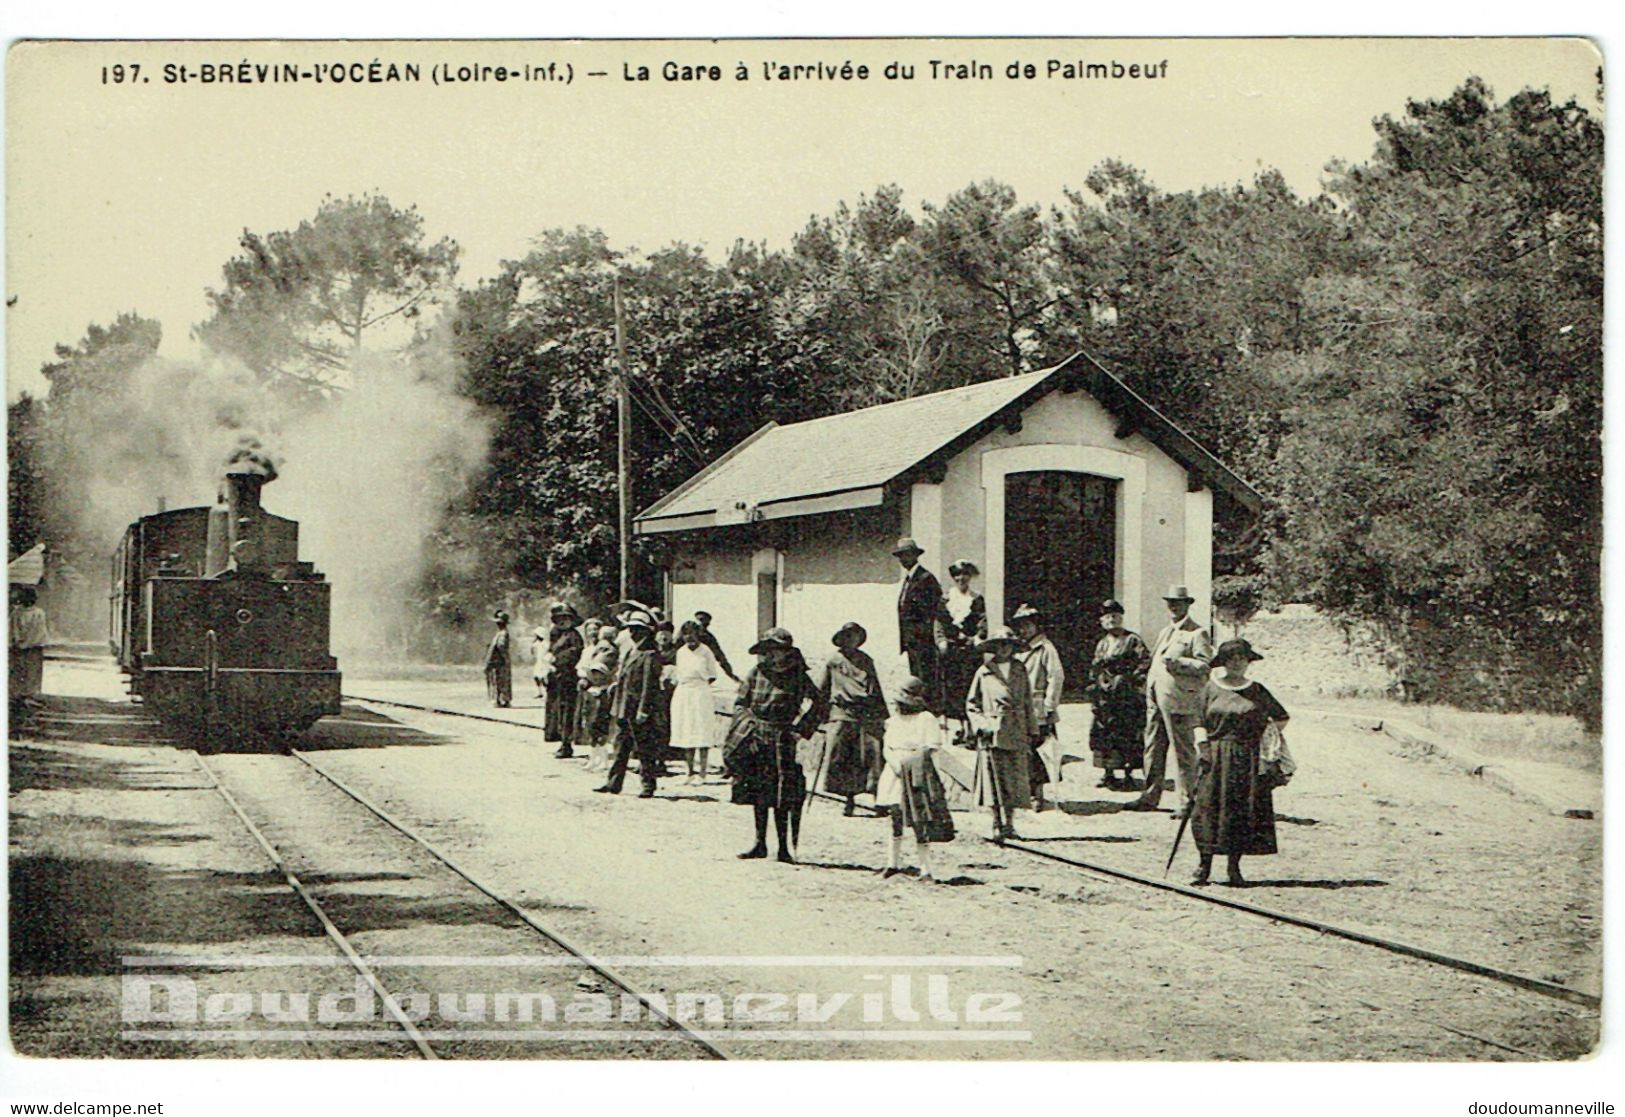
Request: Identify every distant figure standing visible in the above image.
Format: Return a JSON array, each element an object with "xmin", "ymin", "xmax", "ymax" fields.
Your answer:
[
  {"xmin": 723, "ymin": 627, "xmax": 828, "ymax": 864},
  {"xmin": 1190, "ymin": 639, "xmax": 1290, "ymax": 887},
  {"xmin": 893, "ymin": 537, "xmax": 948, "ymax": 714},
  {"xmin": 812, "ymin": 621, "xmax": 889, "ymax": 816},
  {"xmin": 545, "ymin": 602, "xmax": 585, "ymax": 757},
  {"xmin": 876, "ymin": 675, "xmax": 956, "ymax": 882},
  {"xmin": 693, "ymin": 611, "xmax": 739, "ymax": 683},
  {"xmin": 1013, "ymin": 603, "xmax": 1064, "ymax": 812},
  {"xmin": 1086, "ymin": 600, "xmax": 1151, "ymax": 790},
  {"xmin": 1129, "ymin": 585, "xmax": 1214, "ymax": 815},
  {"xmin": 669, "ymin": 621, "xmax": 722, "ymax": 783},
  {"xmin": 966, "ymin": 627, "xmax": 1035, "ymax": 841},
  {"xmin": 9, "ymin": 585, "xmax": 48, "ymax": 718},
  {"xmin": 484, "ymin": 611, "xmax": 513, "ymax": 708},
  {"xmin": 940, "ymin": 560, "xmax": 988, "ymax": 734},
  {"xmin": 595, "ymin": 610, "xmax": 663, "ymax": 798}
]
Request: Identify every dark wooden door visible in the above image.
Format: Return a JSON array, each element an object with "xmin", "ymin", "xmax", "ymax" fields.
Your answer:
[{"xmin": 1003, "ymin": 471, "xmax": 1117, "ymax": 698}]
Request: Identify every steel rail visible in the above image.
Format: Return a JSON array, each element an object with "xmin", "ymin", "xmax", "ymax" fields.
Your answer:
[
  {"xmin": 192, "ymin": 752, "xmax": 439, "ymax": 1059},
  {"xmin": 290, "ymin": 748, "xmax": 732, "ymax": 1060},
  {"xmin": 344, "ymin": 696, "xmax": 1601, "ymax": 1014}
]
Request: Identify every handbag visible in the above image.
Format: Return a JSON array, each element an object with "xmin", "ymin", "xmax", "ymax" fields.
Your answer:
[{"xmin": 1259, "ymin": 721, "xmax": 1295, "ymax": 787}]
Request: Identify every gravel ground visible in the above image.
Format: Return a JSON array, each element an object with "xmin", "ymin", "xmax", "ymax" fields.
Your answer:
[{"xmin": 9, "ymin": 658, "xmax": 1601, "ymax": 1061}]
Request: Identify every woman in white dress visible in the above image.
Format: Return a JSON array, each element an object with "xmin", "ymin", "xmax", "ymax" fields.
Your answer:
[{"xmin": 669, "ymin": 620, "xmax": 722, "ymax": 783}]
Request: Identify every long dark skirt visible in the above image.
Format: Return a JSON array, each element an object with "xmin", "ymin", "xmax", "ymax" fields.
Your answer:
[
  {"xmin": 545, "ymin": 675, "xmax": 580, "ymax": 743},
  {"xmin": 888, "ymin": 753, "xmax": 956, "ymax": 843},
  {"xmin": 973, "ymin": 745, "xmax": 1031, "ymax": 812},
  {"xmin": 822, "ymin": 720, "xmax": 883, "ymax": 797},
  {"xmin": 1192, "ymin": 738, "xmax": 1277, "ymax": 856},
  {"xmin": 485, "ymin": 661, "xmax": 512, "ymax": 707},
  {"xmin": 724, "ymin": 715, "xmax": 806, "ymax": 809},
  {"xmin": 940, "ymin": 643, "xmax": 978, "ymax": 722},
  {"xmin": 1090, "ymin": 693, "xmax": 1145, "ymax": 770},
  {"xmin": 9, "ymin": 646, "xmax": 44, "ymax": 701}
]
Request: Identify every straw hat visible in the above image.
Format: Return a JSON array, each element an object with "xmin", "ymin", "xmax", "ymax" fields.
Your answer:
[
  {"xmin": 749, "ymin": 627, "xmax": 796, "ymax": 655},
  {"xmin": 1209, "ymin": 637, "xmax": 1264, "ymax": 666},
  {"xmin": 977, "ymin": 625, "xmax": 1024, "ymax": 653}
]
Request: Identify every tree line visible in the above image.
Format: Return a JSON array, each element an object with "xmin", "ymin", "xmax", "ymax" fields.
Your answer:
[{"xmin": 8, "ymin": 78, "xmax": 1601, "ymax": 726}]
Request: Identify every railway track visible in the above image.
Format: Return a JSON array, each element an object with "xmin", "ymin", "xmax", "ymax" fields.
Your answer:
[
  {"xmin": 343, "ymin": 691, "xmax": 1602, "ymax": 1024},
  {"xmin": 194, "ymin": 746, "xmax": 731, "ymax": 1060}
]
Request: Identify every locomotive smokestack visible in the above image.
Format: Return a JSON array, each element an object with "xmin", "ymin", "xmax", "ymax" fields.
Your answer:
[{"xmin": 206, "ymin": 438, "xmax": 279, "ymax": 576}]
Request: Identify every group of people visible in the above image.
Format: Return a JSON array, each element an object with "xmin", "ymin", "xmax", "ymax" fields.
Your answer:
[{"xmin": 476, "ymin": 534, "xmax": 1291, "ymax": 886}]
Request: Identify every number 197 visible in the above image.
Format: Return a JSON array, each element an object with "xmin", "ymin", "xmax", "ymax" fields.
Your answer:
[{"xmin": 101, "ymin": 64, "xmax": 142, "ymax": 84}]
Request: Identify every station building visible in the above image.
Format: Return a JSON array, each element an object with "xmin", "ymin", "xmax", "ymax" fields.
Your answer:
[{"xmin": 634, "ymin": 352, "xmax": 1262, "ymax": 689}]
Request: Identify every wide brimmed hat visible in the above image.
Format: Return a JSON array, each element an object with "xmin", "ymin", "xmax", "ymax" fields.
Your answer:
[
  {"xmin": 1210, "ymin": 638, "xmax": 1264, "ymax": 666},
  {"xmin": 1099, "ymin": 599, "xmax": 1126, "ymax": 616},
  {"xmin": 947, "ymin": 559, "xmax": 979, "ymax": 578},
  {"xmin": 891, "ymin": 537, "xmax": 925, "ymax": 557},
  {"xmin": 750, "ymin": 626, "xmax": 797, "ymax": 654},
  {"xmin": 534, "ymin": 626, "xmax": 548, "ymax": 639},
  {"xmin": 1162, "ymin": 584, "xmax": 1195, "ymax": 603},
  {"xmin": 1010, "ymin": 602, "xmax": 1043, "ymax": 624},
  {"xmin": 549, "ymin": 600, "xmax": 579, "ymax": 619},
  {"xmin": 893, "ymin": 675, "xmax": 930, "ymax": 712},
  {"xmin": 493, "ymin": 609, "xmax": 510, "ymax": 623},
  {"xmin": 612, "ymin": 599, "xmax": 653, "ymax": 615},
  {"xmin": 621, "ymin": 609, "xmax": 655, "ymax": 630},
  {"xmin": 831, "ymin": 621, "xmax": 868, "ymax": 648},
  {"xmin": 977, "ymin": 625, "xmax": 1024, "ymax": 652}
]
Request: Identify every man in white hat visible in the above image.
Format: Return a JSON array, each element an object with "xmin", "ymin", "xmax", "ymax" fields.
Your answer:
[{"xmin": 1128, "ymin": 584, "xmax": 1214, "ymax": 816}]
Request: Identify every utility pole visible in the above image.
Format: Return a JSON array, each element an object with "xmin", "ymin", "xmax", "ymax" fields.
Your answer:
[{"xmin": 614, "ymin": 274, "xmax": 632, "ymax": 602}]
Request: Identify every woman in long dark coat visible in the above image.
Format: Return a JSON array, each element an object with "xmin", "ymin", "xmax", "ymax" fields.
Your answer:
[
  {"xmin": 545, "ymin": 602, "xmax": 585, "ymax": 756},
  {"xmin": 1087, "ymin": 600, "xmax": 1151, "ymax": 790},
  {"xmin": 723, "ymin": 628, "xmax": 828, "ymax": 864},
  {"xmin": 1190, "ymin": 638, "xmax": 1290, "ymax": 887}
]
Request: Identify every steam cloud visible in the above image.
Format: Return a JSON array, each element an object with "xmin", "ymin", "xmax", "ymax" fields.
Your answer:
[{"xmin": 46, "ymin": 337, "xmax": 490, "ymax": 660}]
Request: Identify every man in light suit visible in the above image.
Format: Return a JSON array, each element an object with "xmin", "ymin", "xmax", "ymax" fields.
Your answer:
[
  {"xmin": 1128, "ymin": 584, "xmax": 1214, "ymax": 815},
  {"xmin": 893, "ymin": 537, "xmax": 949, "ymax": 714}
]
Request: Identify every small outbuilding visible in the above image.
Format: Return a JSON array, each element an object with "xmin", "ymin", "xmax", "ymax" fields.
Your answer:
[{"xmin": 635, "ymin": 352, "xmax": 1262, "ymax": 689}]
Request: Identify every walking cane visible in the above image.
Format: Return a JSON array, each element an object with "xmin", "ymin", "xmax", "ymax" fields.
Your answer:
[
  {"xmin": 1164, "ymin": 759, "xmax": 1214, "ymax": 878},
  {"xmin": 979, "ymin": 729, "xmax": 1009, "ymax": 843},
  {"xmin": 804, "ymin": 729, "xmax": 830, "ymax": 814}
]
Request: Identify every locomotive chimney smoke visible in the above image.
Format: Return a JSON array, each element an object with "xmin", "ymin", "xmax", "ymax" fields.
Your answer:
[
  {"xmin": 224, "ymin": 436, "xmax": 279, "ymax": 483},
  {"xmin": 209, "ymin": 437, "xmax": 279, "ymax": 575}
]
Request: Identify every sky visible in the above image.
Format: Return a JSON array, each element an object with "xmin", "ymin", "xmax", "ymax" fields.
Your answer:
[{"xmin": 3, "ymin": 36, "xmax": 1602, "ymax": 401}]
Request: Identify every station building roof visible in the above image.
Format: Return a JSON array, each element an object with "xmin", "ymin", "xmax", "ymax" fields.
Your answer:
[{"xmin": 635, "ymin": 351, "xmax": 1262, "ymax": 534}]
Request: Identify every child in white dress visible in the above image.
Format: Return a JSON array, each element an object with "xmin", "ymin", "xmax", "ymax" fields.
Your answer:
[{"xmin": 876, "ymin": 676, "xmax": 956, "ymax": 882}]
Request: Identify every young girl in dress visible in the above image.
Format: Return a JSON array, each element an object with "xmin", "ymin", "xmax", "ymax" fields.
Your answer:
[
  {"xmin": 876, "ymin": 676, "xmax": 956, "ymax": 882},
  {"xmin": 670, "ymin": 620, "xmax": 723, "ymax": 783}
]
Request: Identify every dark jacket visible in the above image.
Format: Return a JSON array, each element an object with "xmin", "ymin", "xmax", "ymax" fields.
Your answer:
[
  {"xmin": 897, "ymin": 564, "xmax": 948, "ymax": 653},
  {"xmin": 610, "ymin": 642, "xmax": 663, "ymax": 724}
]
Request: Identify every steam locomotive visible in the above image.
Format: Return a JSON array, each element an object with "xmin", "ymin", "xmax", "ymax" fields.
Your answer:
[{"xmin": 109, "ymin": 455, "xmax": 342, "ymax": 746}]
